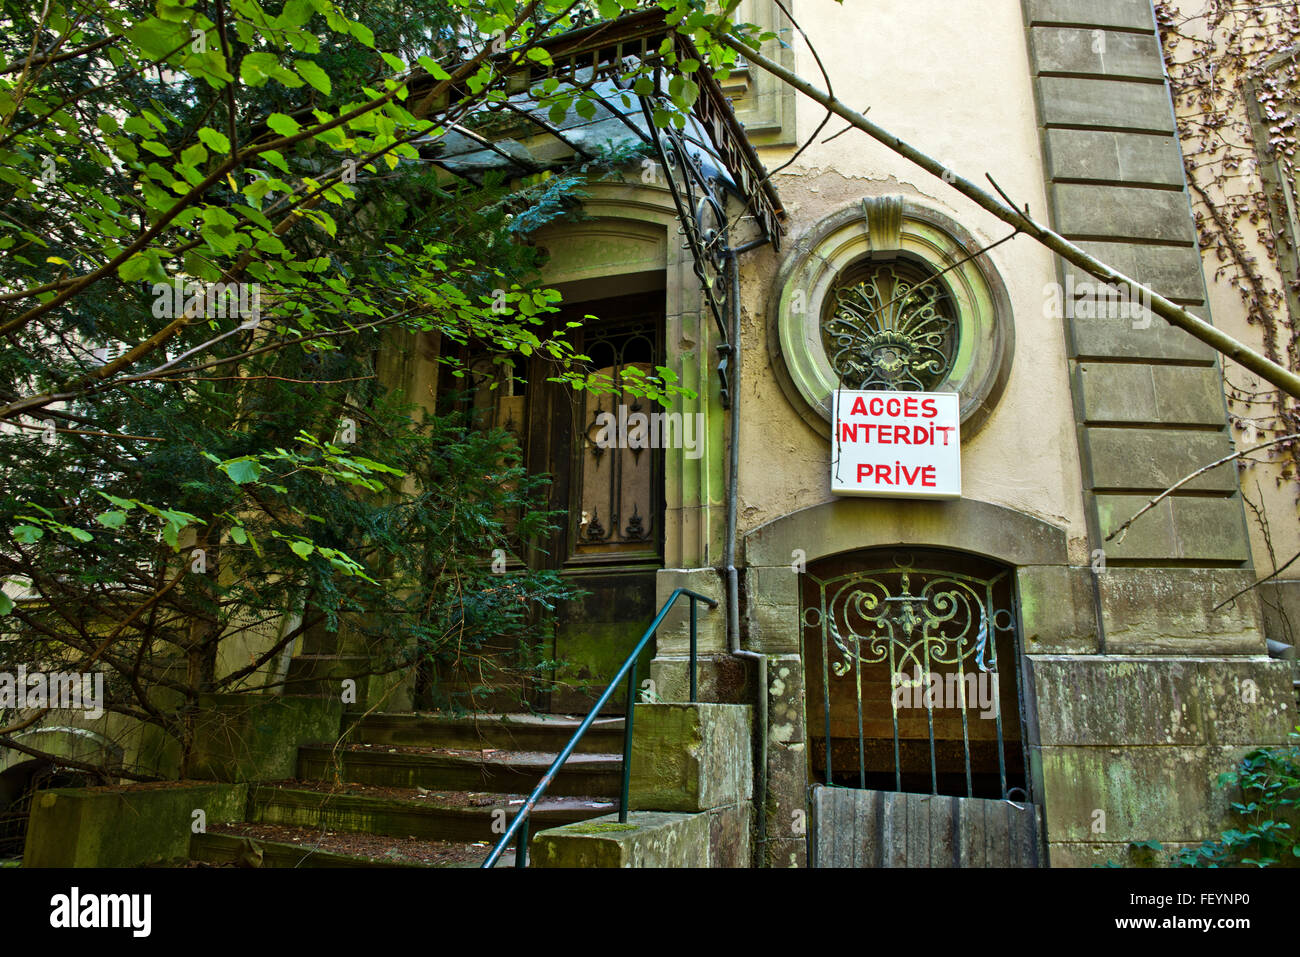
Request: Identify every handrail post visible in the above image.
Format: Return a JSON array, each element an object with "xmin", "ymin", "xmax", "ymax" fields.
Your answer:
[
  {"xmin": 515, "ymin": 818, "xmax": 529, "ymax": 868},
  {"xmin": 689, "ymin": 595, "xmax": 698, "ymax": 704},
  {"xmin": 620, "ymin": 657, "xmax": 637, "ymax": 824},
  {"xmin": 481, "ymin": 589, "xmax": 718, "ymax": 866}
]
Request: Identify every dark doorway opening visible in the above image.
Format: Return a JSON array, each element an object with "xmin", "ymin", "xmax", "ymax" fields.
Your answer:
[{"xmin": 801, "ymin": 547, "xmax": 1029, "ymax": 801}]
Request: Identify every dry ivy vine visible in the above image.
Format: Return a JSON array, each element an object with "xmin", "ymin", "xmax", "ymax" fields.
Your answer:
[{"xmin": 1157, "ymin": 1, "xmax": 1300, "ymax": 609}]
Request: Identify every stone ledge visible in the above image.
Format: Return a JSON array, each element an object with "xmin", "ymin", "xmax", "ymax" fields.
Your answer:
[
  {"xmin": 1029, "ymin": 26, "xmax": 1164, "ymax": 80},
  {"xmin": 1036, "ymin": 77, "xmax": 1175, "ymax": 134},
  {"xmin": 530, "ymin": 804, "xmax": 752, "ymax": 868},
  {"xmin": 1025, "ymin": 0, "xmax": 1157, "ymax": 32},
  {"xmin": 1081, "ymin": 428, "xmax": 1236, "ymax": 493},
  {"xmin": 1092, "ymin": 495, "xmax": 1251, "ymax": 564},
  {"xmin": 1029, "ymin": 655, "xmax": 1294, "ymax": 747},
  {"xmin": 653, "ymin": 568, "xmax": 726, "ymax": 655},
  {"xmin": 1037, "ymin": 744, "xmax": 1264, "ymax": 844},
  {"xmin": 1092, "ymin": 567, "xmax": 1264, "ymax": 649},
  {"xmin": 1074, "ymin": 363, "xmax": 1230, "ymax": 426},
  {"xmin": 629, "ymin": 703, "xmax": 752, "ymax": 812},
  {"xmin": 648, "ymin": 655, "xmax": 751, "ymax": 705},
  {"xmin": 1044, "ymin": 128, "xmax": 1185, "ymax": 186},
  {"xmin": 1051, "ymin": 183, "xmax": 1196, "ymax": 243},
  {"xmin": 1063, "ymin": 242, "xmax": 1206, "ymax": 303},
  {"xmin": 24, "ymin": 782, "xmax": 248, "ymax": 867}
]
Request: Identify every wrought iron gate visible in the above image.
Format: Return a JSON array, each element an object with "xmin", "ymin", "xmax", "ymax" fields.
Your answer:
[{"xmin": 800, "ymin": 549, "xmax": 1043, "ymax": 867}]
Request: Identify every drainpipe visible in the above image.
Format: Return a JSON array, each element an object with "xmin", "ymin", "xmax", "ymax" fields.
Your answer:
[{"xmin": 723, "ymin": 241, "xmax": 769, "ymax": 866}]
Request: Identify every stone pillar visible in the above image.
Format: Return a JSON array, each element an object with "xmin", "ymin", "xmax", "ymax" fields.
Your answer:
[
  {"xmin": 1022, "ymin": 0, "xmax": 1258, "ymax": 636},
  {"xmin": 1020, "ymin": 0, "xmax": 1297, "ymax": 862}
]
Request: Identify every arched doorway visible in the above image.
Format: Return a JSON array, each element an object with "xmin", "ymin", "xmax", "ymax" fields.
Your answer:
[
  {"xmin": 801, "ymin": 547, "xmax": 1028, "ymax": 800},
  {"xmin": 799, "ymin": 546, "xmax": 1044, "ymax": 867}
]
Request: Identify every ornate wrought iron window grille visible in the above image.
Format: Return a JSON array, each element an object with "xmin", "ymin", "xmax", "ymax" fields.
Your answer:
[{"xmin": 822, "ymin": 260, "xmax": 960, "ymax": 393}]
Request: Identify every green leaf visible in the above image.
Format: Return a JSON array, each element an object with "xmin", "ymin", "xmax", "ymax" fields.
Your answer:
[
  {"xmin": 417, "ymin": 56, "xmax": 451, "ymax": 81},
  {"xmin": 197, "ymin": 127, "xmax": 231, "ymax": 153},
  {"xmin": 219, "ymin": 458, "xmax": 263, "ymax": 484},
  {"xmin": 295, "ymin": 59, "xmax": 331, "ymax": 95},
  {"xmin": 267, "ymin": 113, "xmax": 301, "ymax": 137},
  {"xmin": 12, "ymin": 525, "xmax": 42, "ymax": 544},
  {"xmin": 240, "ymin": 52, "xmax": 281, "ymax": 87},
  {"xmin": 290, "ymin": 540, "xmax": 315, "ymax": 560},
  {"xmin": 117, "ymin": 253, "xmax": 158, "ymax": 282},
  {"xmin": 129, "ymin": 17, "xmax": 190, "ymax": 60},
  {"xmin": 229, "ymin": 526, "xmax": 248, "ymax": 545},
  {"xmin": 282, "ymin": 0, "xmax": 314, "ymax": 27},
  {"xmin": 180, "ymin": 142, "xmax": 208, "ymax": 168},
  {"xmin": 96, "ymin": 510, "xmax": 127, "ymax": 529},
  {"xmin": 349, "ymin": 20, "xmax": 376, "ymax": 47},
  {"xmin": 0, "ymin": 592, "xmax": 12, "ymax": 616}
]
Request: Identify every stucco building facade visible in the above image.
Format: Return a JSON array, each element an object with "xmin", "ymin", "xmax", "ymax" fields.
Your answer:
[{"xmin": 394, "ymin": 0, "xmax": 1297, "ymax": 866}]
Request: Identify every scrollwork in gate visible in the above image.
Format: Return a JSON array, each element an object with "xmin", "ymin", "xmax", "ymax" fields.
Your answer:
[{"xmin": 803, "ymin": 565, "xmax": 1014, "ymax": 679}]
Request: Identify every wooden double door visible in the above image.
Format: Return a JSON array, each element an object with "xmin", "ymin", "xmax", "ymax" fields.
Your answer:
[{"xmin": 447, "ymin": 290, "xmax": 667, "ymax": 714}]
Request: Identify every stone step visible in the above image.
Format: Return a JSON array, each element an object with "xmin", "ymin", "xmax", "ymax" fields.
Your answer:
[
  {"xmin": 344, "ymin": 711, "xmax": 625, "ymax": 753},
  {"xmin": 297, "ymin": 744, "xmax": 623, "ymax": 796},
  {"xmin": 191, "ymin": 824, "xmax": 513, "ymax": 867},
  {"xmin": 249, "ymin": 783, "xmax": 617, "ymax": 844}
]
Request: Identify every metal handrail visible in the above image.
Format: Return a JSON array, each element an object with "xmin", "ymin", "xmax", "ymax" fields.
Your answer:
[{"xmin": 481, "ymin": 587, "xmax": 719, "ymax": 867}]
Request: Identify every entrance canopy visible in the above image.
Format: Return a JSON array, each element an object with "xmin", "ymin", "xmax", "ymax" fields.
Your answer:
[{"xmin": 408, "ymin": 9, "xmax": 787, "ymax": 406}]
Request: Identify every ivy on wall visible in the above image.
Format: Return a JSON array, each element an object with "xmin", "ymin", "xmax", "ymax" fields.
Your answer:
[{"xmin": 1156, "ymin": 2, "xmax": 1300, "ymax": 504}]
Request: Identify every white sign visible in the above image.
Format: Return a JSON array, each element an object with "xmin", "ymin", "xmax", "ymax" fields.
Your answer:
[{"xmin": 830, "ymin": 390, "xmax": 961, "ymax": 499}]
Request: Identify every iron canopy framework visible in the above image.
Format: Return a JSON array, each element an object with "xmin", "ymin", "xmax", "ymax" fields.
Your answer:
[{"xmin": 412, "ymin": 8, "xmax": 786, "ymax": 407}]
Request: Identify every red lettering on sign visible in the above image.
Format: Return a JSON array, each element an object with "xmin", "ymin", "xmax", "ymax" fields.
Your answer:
[
  {"xmin": 839, "ymin": 423, "xmax": 859, "ymax": 442},
  {"xmin": 921, "ymin": 398, "xmax": 937, "ymax": 418},
  {"xmin": 857, "ymin": 464, "xmax": 874, "ymax": 481},
  {"xmin": 922, "ymin": 465, "xmax": 937, "ymax": 487},
  {"xmin": 850, "ymin": 397, "xmax": 868, "ymax": 416},
  {"xmin": 893, "ymin": 425, "xmax": 910, "ymax": 444},
  {"xmin": 903, "ymin": 396, "xmax": 918, "ymax": 417},
  {"xmin": 869, "ymin": 397, "xmax": 884, "ymax": 415}
]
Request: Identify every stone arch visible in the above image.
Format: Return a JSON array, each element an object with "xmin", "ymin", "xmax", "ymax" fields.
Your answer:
[
  {"xmin": 0, "ymin": 727, "xmax": 124, "ymax": 775},
  {"xmin": 743, "ymin": 498, "xmax": 1068, "ymax": 865},
  {"xmin": 745, "ymin": 496, "xmax": 1068, "ymax": 572},
  {"xmin": 742, "ymin": 496, "xmax": 1073, "ymax": 655}
]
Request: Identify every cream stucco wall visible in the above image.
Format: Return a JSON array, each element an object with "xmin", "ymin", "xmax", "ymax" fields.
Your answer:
[{"xmin": 734, "ymin": 0, "xmax": 1089, "ymax": 562}]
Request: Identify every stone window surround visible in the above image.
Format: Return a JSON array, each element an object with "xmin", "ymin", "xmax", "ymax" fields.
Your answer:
[{"xmin": 767, "ymin": 196, "xmax": 1015, "ymax": 440}]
